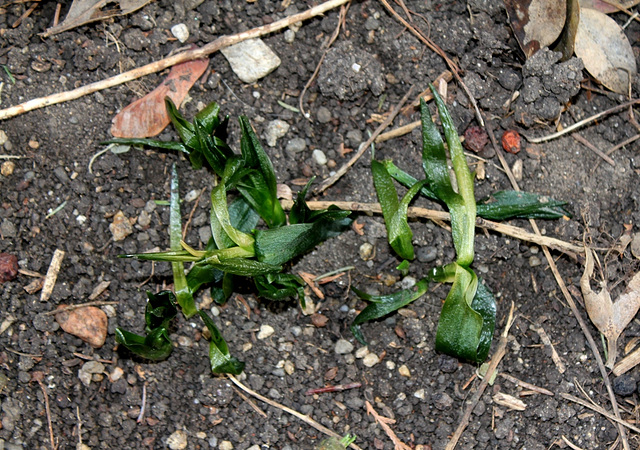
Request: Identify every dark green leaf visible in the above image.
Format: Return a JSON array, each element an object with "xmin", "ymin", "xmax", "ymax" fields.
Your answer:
[
  {"xmin": 289, "ymin": 178, "xmax": 315, "ymax": 225},
  {"xmin": 114, "ymin": 290, "xmax": 177, "ymax": 361},
  {"xmin": 469, "ymin": 281, "xmax": 496, "ymax": 362},
  {"xmin": 165, "ymin": 97, "xmax": 197, "ymax": 149},
  {"xmin": 194, "ymin": 100, "xmax": 221, "ymax": 135},
  {"xmin": 351, "ymin": 278, "xmax": 429, "ymax": 345},
  {"xmin": 115, "ymin": 327, "xmax": 174, "ymax": 361},
  {"xmin": 170, "ymin": 165, "xmax": 197, "ymax": 318},
  {"xmin": 254, "ymin": 273, "xmax": 305, "ymax": 301},
  {"xmin": 382, "ymin": 160, "xmax": 439, "ymax": 201},
  {"xmin": 198, "ymin": 310, "xmax": 245, "ymax": 374},
  {"xmin": 255, "ymin": 209, "xmax": 352, "ymax": 266},
  {"xmin": 238, "ymin": 116, "xmax": 285, "ymax": 228},
  {"xmin": 476, "ymin": 190, "xmax": 571, "ymax": 220},
  {"xmin": 434, "ymin": 264, "xmax": 487, "ymax": 363}
]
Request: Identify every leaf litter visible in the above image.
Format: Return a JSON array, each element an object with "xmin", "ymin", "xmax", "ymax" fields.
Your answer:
[{"xmin": 580, "ymin": 248, "xmax": 640, "ymax": 368}]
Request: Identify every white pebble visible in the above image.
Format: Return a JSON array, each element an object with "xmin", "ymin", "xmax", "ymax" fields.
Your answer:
[
  {"xmin": 171, "ymin": 24, "xmax": 189, "ymax": 43},
  {"xmin": 362, "ymin": 353, "xmax": 379, "ymax": 367},
  {"xmin": 312, "ymin": 149, "xmax": 327, "ymax": 165},
  {"xmin": 352, "ymin": 63, "xmax": 361, "ymax": 72},
  {"xmin": 185, "ymin": 189, "xmax": 199, "ymax": 202},
  {"xmin": 398, "ymin": 364, "xmax": 411, "ymax": 377},
  {"xmin": 386, "ymin": 360, "xmax": 396, "ymax": 370},
  {"xmin": 167, "ymin": 429, "xmax": 188, "ymax": 450},
  {"xmin": 355, "ymin": 346, "xmax": 370, "ymax": 359},
  {"xmin": 257, "ymin": 324, "xmax": 275, "ymax": 340},
  {"xmin": 413, "ymin": 389, "xmax": 426, "ymax": 400}
]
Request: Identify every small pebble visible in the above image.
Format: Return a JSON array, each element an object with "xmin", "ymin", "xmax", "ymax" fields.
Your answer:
[
  {"xmin": 359, "ymin": 242, "xmax": 374, "ymax": 260},
  {"xmin": 28, "ymin": 139, "xmax": 39, "ymax": 149},
  {"xmin": 0, "ymin": 130, "xmax": 7, "ymax": 145},
  {"xmin": 167, "ymin": 429, "xmax": 188, "ymax": 450},
  {"xmin": 362, "ymin": 353, "xmax": 379, "ymax": 367},
  {"xmin": 529, "ymin": 256, "xmax": 542, "ymax": 267},
  {"xmin": 285, "ymin": 138, "xmax": 306, "ymax": 154},
  {"xmin": 109, "ymin": 367, "xmax": 124, "ymax": 382},
  {"xmin": 614, "ymin": 374, "xmax": 637, "ymax": 396},
  {"xmin": 219, "ymin": 441, "xmax": 233, "ymax": 450},
  {"xmin": 257, "ymin": 324, "xmax": 275, "ymax": 340},
  {"xmin": 400, "ymin": 276, "xmax": 416, "ymax": 290},
  {"xmin": 312, "ymin": 149, "xmax": 327, "ymax": 165},
  {"xmin": 316, "ymin": 106, "xmax": 332, "ymax": 123},
  {"xmin": 416, "ymin": 246, "xmax": 437, "ymax": 263},
  {"xmin": 1, "ymin": 161, "xmax": 15, "ymax": 176},
  {"xmin": 0, "ymin": 253, "xmax": 18, "ymax": 283},
  {"xmin": 433, "ymin": 392, "xmax": 453, "ymax": 410},
  {"xmin": 265, "ymin": 120, "xmax": 290, "ymax": 147},
  {"xmin": 56, "ymin": 306, "xmax": 108, "ymax": 348},
  {"xmin": 284, "ymin": 29, "xmax": 295, "ymax": 43},
  {"xmin": 414, "ymin": 388, "xmax": 426, "ymax": 400},
  {"xmin": 355, "ymin": 346, "xmax": 369, "ymax": 359},
  {"xmin": 109, "ymin": 211, "xmax": 133, "ymax": 241},
  {"xmin": 631, "ymin": 233, "xmax": 640, "ymax": 259},
  {"xmin": 334, "ymin": 338, "xmax": 354, "ymax": 354},
  {"xmin": 185, "ymin": 189, "xmax": 199, "ymax": 202},
  {"xmin": 138, "ymin": 210, "xmax": 151, "ymax": 227},
  {"xmin": 398, "ymin": 364, "xmax": 411, "ymax": 377},
  {"xmin": 284, "ymin": 360, "xmax": 295, "ymax": 375},
  {"xmin": 171, "ymin": 24, "xmax": 189, "ymax": 43}
]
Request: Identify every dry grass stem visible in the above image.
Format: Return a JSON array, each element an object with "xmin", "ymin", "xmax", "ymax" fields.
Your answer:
[
  {"xmin": 531, "ymin": 323, "xmax": 566, "ymax": 373},
  {"xmin": 499, "ymin": 373, "xmax": 554, "ymax": 396},
  {"xmin": 572, "ymin": 134, "xmax": 615, "ymax": 166},
  {"xmin": 0, "ymin": 0, "xmax": 350, "ymax": 120},
  {"xmin": 561, "ymin": 393, "xmax": 640, "ymax": 434},
  {"xmin": 613, "ymin": 346, "xmax": 640, "ymax": 377}
]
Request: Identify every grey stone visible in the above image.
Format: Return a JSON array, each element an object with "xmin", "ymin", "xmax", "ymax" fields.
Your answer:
[
  {"xmin": 220, "ymin": 39, "xmax": 281, "ymax": 84},
  {"xmin": 334, "ymin": 338, "xmax": 354, "ymax": 354},
  {"xmin": 53, "ymin": 166, "xmax": 69, "ymax": 183},
  {"xmin": 264, "ymin": 120, "xmax": 290, "ymax": 147},
  {"xmin": 432, "ymin": 392, "xmax": 453, "ymax": 410},
  {"xmin": 614, "ymin": 374, "xmax": 637, "ymax": 396},
  {"xmin": 285, "ymin": 138, "xmax": 306, "ymax": 154},
  {"xmin": 316, "ymin": 107, "xmax": 332, "ymax": 123},
  {"xmin": 198, "ymin": 226, "xmax": 212, "ymax": 245},
  {"xmin": 1, "ymin": 219, "xmax": 17, "ymax": 238}
]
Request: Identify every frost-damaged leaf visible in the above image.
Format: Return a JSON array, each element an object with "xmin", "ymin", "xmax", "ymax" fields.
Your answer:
[
  {"xmin": 111, "ymin": 59, "xmax": 209, "ymax": 138},
  {"xmin": 581, "ymin": 248, "xmax": 640, "ymax": 368},
  {"xmin": 198, "ymin": 310, "xmax": 244, "ymax": 374},
  {"xmin": 44, "ymin": 0, "xmax": 152, "ymax": 37},
  {"xmin": 579, "ymin": 0, "xmax": 640, "ymax": 14},
  {"xmin": 575, "ymin": 7, "xmax": 637, "ymax": 94},
  {"xmin": 504, "ymin": 0, "xmax": 567, "ymax": 58}
]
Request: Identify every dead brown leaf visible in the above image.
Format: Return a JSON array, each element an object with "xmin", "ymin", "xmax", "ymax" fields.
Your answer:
[
  {"xmin": 111, "ymin": 58, "xmax": 209, "ymax": 138},
  {"xmin": 580, "ymin": 248, "xmax": 640, "ymax": 368},
  {"xmin": 44, "ymin": 0, "xmax": 152, "ymax": 37},
  {"xmin": 504, "ymin": 0, "xmax": 567, "ymax": 58}
]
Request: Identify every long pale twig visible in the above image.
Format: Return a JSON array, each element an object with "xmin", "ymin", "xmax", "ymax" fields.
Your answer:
[
  {"xmin": 561, "ymin": 393, "xmax": 640, "ymax": 434},
  {"xmin": 280, "ymin": 199, "xmax": 584, "ymax": 256},
  {"xmin": 525, "ymin": 99, "xmax": 640, "ymax": 144},
  {"xmin": 446, "ymin": 303, "xmax": 516, "ymax": 450},
  {"xmin": 0, "ymin": 0, "xmax": 350, "ymax": 120},
  {"xmin": 572, "ymin": 134, "xmax": 615, "ymax": 166},
  {"xmin": 313, "ymin": 85, "xmax": 416, "ymax": 194},
  {"xmin": 227, "ymin": 374, "xmax": 363, "ymax": 450},
  {"xmin": 486, "ymin": 115, "xmax": 631, "ymax": 450}
]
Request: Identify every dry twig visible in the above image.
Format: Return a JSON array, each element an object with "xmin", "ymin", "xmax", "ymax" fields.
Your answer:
[
  {"xmin": 280, "ymin": 199, "xmax": 584, "ymax": 256},
  {"xmin": 499, "ymin": 373, "xmax": 554, "ymax": 396},
  {"xmin": 40, "ymin": 249, "xmax": 64, "ymax": 303},
  {"xmin": 531, "ymin": 323, "xmax": 566, "ymax": 373},
  {"xmin": 572, "ymin": 134, "xmax": 615, "ymax": 166},
  {"xmin": 561, "ymin": 393, "xmax": 640, "ymax": 434},
  {"xmin": 0, "ymin": 0, "xmax": 350, "ymax": 120}
]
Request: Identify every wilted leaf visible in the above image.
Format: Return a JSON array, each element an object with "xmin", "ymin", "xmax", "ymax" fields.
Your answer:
[
  {"xmin": 111, "ymin": 59, "xmax": 209, "ymax": 138},
  {"xmin": 574, "ymin": 7, "xmax": 637, "ymax": 94},
  {"xmin": 44, "ymin": 0, "xmax": 152, "ymax": 37},
  {"xmin": 581, "ymin": 248, "xmax": 640, "ymax": 368},
  {"xmin": 504, "ymin": 0, "xmax": 567, "ymax": 58},
  {"xmin": 579, "ymin": 0, "xmax": 640, "ymax": 14}
]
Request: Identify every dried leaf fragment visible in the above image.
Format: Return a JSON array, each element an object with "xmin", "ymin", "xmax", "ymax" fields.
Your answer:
[
  {"xmin": 111, "ymin": 58, "xmax": 209, "ymax": 138},
  {"xmin": 574, "ymin": 7, "xmax": 637, "ymax": 94},
  {"xmin": 580, "ymin": 248, "xmax": 640, "ymax": 368},
  {"xmin": 505, "ymin": 0, "xmax": 567, "ymax": 58},
  {"xmin": 44, "ymin": 0, "xmax": 152, "ymax": 37}
]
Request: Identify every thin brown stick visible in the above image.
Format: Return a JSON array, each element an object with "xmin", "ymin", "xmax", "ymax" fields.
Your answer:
[
  {"xmin": 53, "ymin": 3, "xmax": 62, "ymax": 28},
  {"xmin": 227, "ymin": 374, "xmax": 364, "ymax": 450},
  {"xmin": 231, "ymin": 386, "xmax": 268, "ymax": 418},
  {"xmin": 12, "ymin": 1, "xmax": 38, "ymax": 28},
  {"xmin": 0, "ymin": 0, "xmax": 350, "ymax": 120},
  {"xmin": 572, "ymin": 134, "xmax": 615, "ymax": 166},
  {"xmin": 378, "ymin": 0, "xmax": 484, "ymax": 126},
  {"xmin": 366, "ymin": 401, "xmax": 411, "ymax": 450},
  {"xmin": 446, "ymin": 302, "xmax": 515, "ymax": 450},
  {"xmin": 525, "ymin": 99, "xmax": 640, "ymax": 144},
  {"xmin": 34, "ymin": 375, "xmax": 57, "ymax": 450},
  {"xmin": 41, "ymin": 300, "xmax": 119, "ymax": 316},
  {"xmin": 487, "ymin": 113, "xmax": 631, "ymax": 449},
  {"xmin": 499, "ymin": 373, "xmax": 554, "ymax": 396},
  {"xmin": 313, "ymin": 85, "xmax": 416, "ymax": 194},
  {"xmin": 280, "ymin": 199, "xmax": 584, "ymax": 256},
  {"xmin": 375, "ymin": 120, "xmax": 421, "ymax": 143}
]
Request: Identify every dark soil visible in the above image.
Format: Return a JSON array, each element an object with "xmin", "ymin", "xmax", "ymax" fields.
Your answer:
[{"xmin": 1, "ymin": 1, "xmax": 640, "ymax": 449}]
